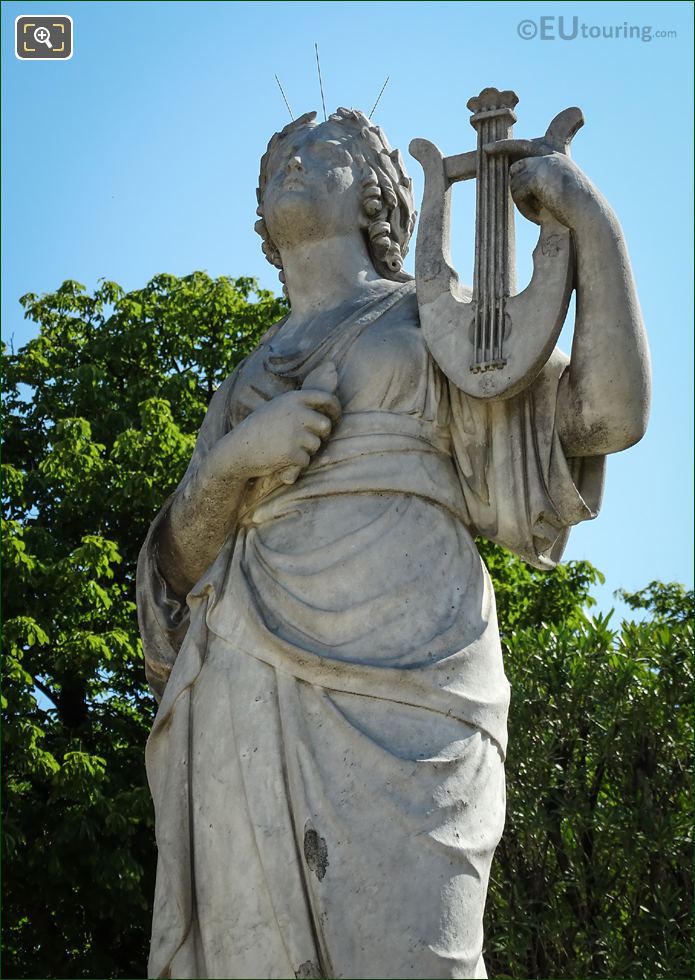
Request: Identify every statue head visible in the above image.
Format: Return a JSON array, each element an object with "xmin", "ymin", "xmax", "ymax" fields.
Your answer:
[{"xmin": 256, "ymin": 108, "xmax": 416, "ymax": 297}]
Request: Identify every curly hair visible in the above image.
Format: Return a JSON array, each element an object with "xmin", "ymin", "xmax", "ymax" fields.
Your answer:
[{"xmin": 255, "ymin": 108, "xmax": 417, "ymax": 298}]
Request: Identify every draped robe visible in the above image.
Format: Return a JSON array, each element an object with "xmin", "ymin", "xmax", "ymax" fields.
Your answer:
[{"xmin": 138, "ymin": 281, "xmax": 604, "ymax": 979}]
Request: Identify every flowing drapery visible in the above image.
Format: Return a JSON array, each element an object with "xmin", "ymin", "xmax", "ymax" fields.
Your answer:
[{"xmin": 138, "ymin": 282, "xmax": 604, "ymax": 979}]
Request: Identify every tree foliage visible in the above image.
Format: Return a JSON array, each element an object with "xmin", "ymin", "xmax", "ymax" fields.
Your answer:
[
  {"xmin": 480, "ymin": 542, "xmax": 693, "ymax": 979},
  {"xmin": 3, "ymin": 274, "xmax": 692, "ymax": 979},
  {"xmin": 3, "ymin": 273, "xmax": 287, "ymax": 978}
]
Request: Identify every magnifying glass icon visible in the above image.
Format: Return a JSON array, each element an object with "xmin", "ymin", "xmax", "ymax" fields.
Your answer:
[{"xmin": 34, "ymin": 26, "xmax": 53, "ymax": 48}]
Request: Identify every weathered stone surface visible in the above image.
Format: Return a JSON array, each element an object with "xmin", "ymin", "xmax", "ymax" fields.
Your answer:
[{"xmin": 138, "ymin": 100, "xmax": 649, "ymax": 979}]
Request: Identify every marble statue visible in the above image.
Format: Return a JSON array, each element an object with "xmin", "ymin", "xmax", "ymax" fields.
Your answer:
[{"xmin": 137, "ymin": 92, "xmax": 650, "ymax": 979}]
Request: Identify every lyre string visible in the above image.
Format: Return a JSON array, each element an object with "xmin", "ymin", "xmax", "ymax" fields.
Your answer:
[
  {"xmin": 494, "ymin": 139, "xmax": 503, "ymax": 363},
  {"xmin": 470, "ymin": 94, "xmax": 516, "ymax": 371},
  {"xmin": 486, "ymin": 115, "xmax": 494, "ymax": 366}
]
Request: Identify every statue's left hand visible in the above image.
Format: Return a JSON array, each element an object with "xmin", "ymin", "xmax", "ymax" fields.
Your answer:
[{"xmin": 508, "ymin": 153, "xmax": 610, "ymax": 230}]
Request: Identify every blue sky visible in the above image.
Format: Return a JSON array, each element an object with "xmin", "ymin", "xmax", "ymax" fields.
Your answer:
[{"xmin": 2, "ymin": 0, "xmax": 693, "ymax": 616}]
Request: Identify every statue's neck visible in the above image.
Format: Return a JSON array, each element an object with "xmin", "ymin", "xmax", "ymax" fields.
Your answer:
[{"xmin": 280, "ymin": 234, "xmax": 382, "ymax": 319}]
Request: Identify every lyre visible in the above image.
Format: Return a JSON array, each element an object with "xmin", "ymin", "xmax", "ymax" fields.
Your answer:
[{"xmin": 410, "ymin": 88, "xmax": 584, "ymax": 400}]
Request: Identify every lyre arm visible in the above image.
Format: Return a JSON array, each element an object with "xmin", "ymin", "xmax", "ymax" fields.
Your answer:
[
  {"xmin": 483, "ymin": 106, "xmax": 585, "ymax": 160},
  {"xmin": 408, "ymin": 138, "xmax": 470, "ymax": 309}
]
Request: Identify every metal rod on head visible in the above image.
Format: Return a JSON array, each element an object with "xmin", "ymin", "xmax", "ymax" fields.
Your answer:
[
  {"xmin": 274, "ymin": 74, "xmax": 294, "ymax": 120},
  {"xmin": 315, "ymin": 43, "xmax": 327, "ymax": 121},
  {"xmin": 369, "ymin": 76, "xmax": 390, "ymax": 119}
]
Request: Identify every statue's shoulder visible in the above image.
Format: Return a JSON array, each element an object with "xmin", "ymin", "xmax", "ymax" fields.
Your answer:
[
  {"xmin": 359, "ymin": 282, "xmax": 428, "ymax": 368},
  {"xmin": 399, "ymin": 280, "xmax": 420, "ymax": 324},
  {"xmin": 257, "ymin": 314, "xmax": 289, "ymax": 348},
  {"xmin": 372, "ymin": 279, "xmax": 419, "ymax": 332},
  {"xmin": 387, "ymin": 284, "xmax": 425, "ymax": 359}
]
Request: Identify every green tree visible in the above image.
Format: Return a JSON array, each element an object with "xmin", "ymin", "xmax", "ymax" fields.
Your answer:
[
  {"xmin": 480, "ymin": 542, "xmax": 693, "ymax": 979},
  {"xmin": 3, "ymin": 274, "xmax": 691, "ymax": 979},
  {"xmin": 2, "ymin": 273, "xmax": 287, "ymax": 978}
]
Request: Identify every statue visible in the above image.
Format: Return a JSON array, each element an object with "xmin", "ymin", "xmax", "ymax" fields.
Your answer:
[{"xmin": 137, "ymin": 91, "xmax": 650, "ymax": 979}]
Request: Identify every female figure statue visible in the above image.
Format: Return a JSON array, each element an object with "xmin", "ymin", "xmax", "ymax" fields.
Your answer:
[{"xmin": 138, "ymin": 107, "xmax": 649, "ymax": 979}]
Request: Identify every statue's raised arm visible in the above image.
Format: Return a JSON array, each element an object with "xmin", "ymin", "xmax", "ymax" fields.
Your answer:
[{"xmin": 410, "ymin": 87, "xmax": 651, "ymax": 454}]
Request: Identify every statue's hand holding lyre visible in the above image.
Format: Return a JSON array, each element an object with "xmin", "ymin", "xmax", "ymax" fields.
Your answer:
[{"xmin": 499, "ymin": 148, "xmax": 609, "ymax": 232}]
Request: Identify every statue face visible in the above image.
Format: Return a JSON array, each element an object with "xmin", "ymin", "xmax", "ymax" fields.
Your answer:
[{"xmin": 261, "ymin": 121, "xmax": 365, "ymax": 251}]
